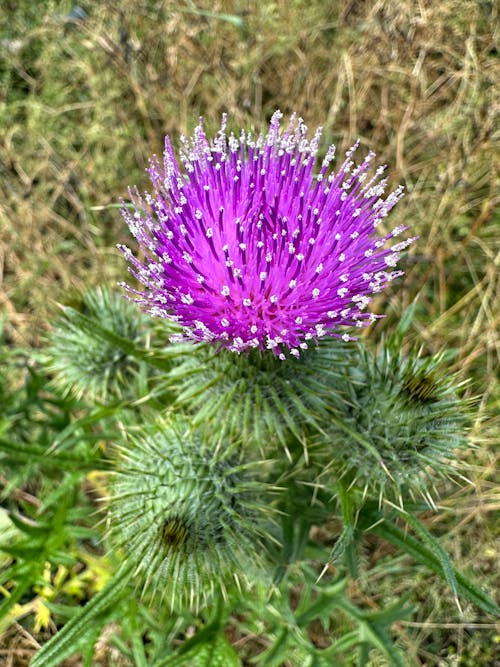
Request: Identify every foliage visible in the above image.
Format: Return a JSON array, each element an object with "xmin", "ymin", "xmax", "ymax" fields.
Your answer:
[{"xmin": 1, "ymin": 292, "xmax": 498, "ymax": 665}]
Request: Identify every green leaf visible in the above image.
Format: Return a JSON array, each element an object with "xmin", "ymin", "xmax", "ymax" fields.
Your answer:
[
  {"xmin": 81, "ymin": 624, "xmax": 104, "ymax": 667},
  {"xmin": 400, "ymin": 511, "xmax": 460, "ymax": 609},
  {"xmin": 0, "ymin": 564, "xmax": 41, "ymax": 620},
  {"xmin": 358, "ymin": 622, "xmax": 407, "ymax": 667},
  {"xmin": 334, "ymin": 596, "xmax": 412, "ymax": 667},
  {"xmin": 48, "ymin": 404, "xmax": 120, "ymax": 451},
  {"xmin": 154, "ymin": 632, "xmax": 241, "ymax": 667},
  {"xmin": 321, "ymin": 631, "xmax": 359, "ymax": 657},
  {"xmin": 30, "ymin": 563, "xmax": 133, "ymax": 667},
  {"xmin": 7, "ymin": 513, "xmax": 51, "ymax": 537},
  {"xmin": 361, "ymin": 595, "xmax": 414, "ymax": 626},
  {"xmin": 0, "ymin": 436, "xmax": 108, "ymax": 470},
  {"xmin": 363, "ymin": 513, "xmax": 499, "ymax": 615},
  {"xmin": 391, "ymin": 302, "xmax": 418, "ymax": 346},
  {"xmin": 295, "ymin": 579, "xmax": 348, "ymax": 627},
  {"xmin": 253, "ymin": 628, "xmax": 289, "ymax": 667},
  {"xmin": 191, "ymin": 635, "xmax": 241, "ymax": 667}
]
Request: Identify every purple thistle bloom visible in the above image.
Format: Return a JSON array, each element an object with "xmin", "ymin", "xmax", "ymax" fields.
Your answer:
[{"xmin": 119, "ymin": 112, "xmax": 415, "ymax": 359}]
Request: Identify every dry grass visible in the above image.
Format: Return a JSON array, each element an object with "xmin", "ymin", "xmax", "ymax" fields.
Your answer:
[{"xmin": 0, "ymin": 0, "xmax": 498, "ymax": 664}]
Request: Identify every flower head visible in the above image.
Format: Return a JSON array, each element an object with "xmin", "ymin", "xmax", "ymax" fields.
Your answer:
[{"xmin": 120, "ymin": 112, "xmax": 414, "ymax": 358}]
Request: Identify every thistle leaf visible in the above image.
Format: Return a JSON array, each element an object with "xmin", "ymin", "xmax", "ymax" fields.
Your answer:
[
  {"xmin": 335, "ymin": 595, "xmax": 412, "ymax": 667},
  {"xmin": 357, "ymin": 623, "xmax": 407, "ymax": 667},
  {"xmin": 295, "ymin": 579, "xmax": 348, "ymax": 627},
  {"xmin": 399, "ymin": 510, "xmax": 460, "ymax": 610},
  {"xmin": 362, "ymin": 513, "xmax": 499, "ymax": 615},
  {"xmin": 321, "ymin": 631, "xmax": 359, "ymax": 657},
  {"xmin": 154, "ymin": 633, "xmax": 242, "ymax": 667},
  {"xmin": 30, "ymin": 562, "xmax": 133, "ymax": 667},
  {"xmin": 0, "ymin": 436, "xmax": 108, "ymax": 471}
]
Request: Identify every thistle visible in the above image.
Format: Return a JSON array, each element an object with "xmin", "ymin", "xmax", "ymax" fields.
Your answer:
[
  {"xmin": 46, "ymin": 287, "xmax": 148, "ymax": 401},
  {"xmin": 119, "ymin": 112, "xmax": 414, "ymax": 359},
  {"xmin": 318, "ymin": 340, "xmax": 473, "ymax": 504},
  {"xmin": 106, "ymin": 418, "xmax": 277, "ymax": 610}
]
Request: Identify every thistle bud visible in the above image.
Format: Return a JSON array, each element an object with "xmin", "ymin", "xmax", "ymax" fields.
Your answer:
[
  {"xmin": 46, "ymin": 287, "xmax": 147, "ymax": 401},
  {"xmin": 106, "ymin": 418, "xmax": 277, "ymax": 610},
  {"xmin": 318, "ymin": 340, "xmax": 473, "ymax": 503}
]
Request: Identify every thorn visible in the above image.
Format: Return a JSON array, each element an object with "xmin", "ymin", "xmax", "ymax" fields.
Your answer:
[
  {"xmin": 379, "ymin": 458, "xmax": 395, "ymax": 482},
  {"xmin": 315, "ymin": 562, "xmax": 330, "ymax": 584},
  {"xmin": 364, "ymin": 516, "xmax": 385, "ymax": 532}
]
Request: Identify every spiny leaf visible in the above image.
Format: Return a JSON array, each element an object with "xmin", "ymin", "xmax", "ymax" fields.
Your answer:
[
  {"xmin": 0, "ymin": 436, "xmax": 108, "ymax": 471},
  {"xmin": 357, "ymin": 622, "xmax": 408, "ymax": 667},
  {"xmin": 321, "ymin": 630, "xmax": 359, "ymax": 657},
  {"xmin": 7, "ymin": 513, "xmax": 52, "ymax": 538},
  {"xmin": 399, "ymin": 510, "xmax": 460, "ymax": 610},
  {"xmin": 295, "ymin": 579, "xmax": 348, "ymax": 627},
  {"xmin": 362, "ymin": 513, "xmax": 499, "ymax": 615},
  {"xmin": 334, "ymin": 596, "xmax": 412, "ymax": 667},
  {"xmin": 30, "ymin": 562, "xmax": 133, "ymax": 667},
  {"xmin": 161, "ymin": 634, "xmax": 242, "ymax": 667},
  {"xmin": 253, "ymin": 628, "xmax": 289, "ymax": 667}
]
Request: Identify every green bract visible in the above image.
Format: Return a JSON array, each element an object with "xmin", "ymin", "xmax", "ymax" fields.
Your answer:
[
  {"xmin": 46, "ymin": 287, "xmax": 148, "ymax": 401},
  {"xmin": 318, "ymin": 339, "xmax": 473, "ymax": 502},
  {"xmin": 107, "ymin": 417, "xmax": 277, "ymax": 610},
  {"xmin": 168, "ymin": 342, "xmax": 347, "ymax": 455}
]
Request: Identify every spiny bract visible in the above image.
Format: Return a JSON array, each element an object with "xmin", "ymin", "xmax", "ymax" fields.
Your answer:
[
  {"xmin": 107, "ymin": 418, "xmax": 277, "ymax": 610},
  {"xmin": 169, "ymin": 340, "xmax": 349, "ymax": 453},
  {"xmin": 46, "ymin": 287, "xmax": 147, "ymax": 401},
  {"xmin": 318, "ymin": 341, "xmax": 473, "ymax": 504},
  {"xmin": 119, "ymin": 111, "xmax": 415, "ymax": 359}
]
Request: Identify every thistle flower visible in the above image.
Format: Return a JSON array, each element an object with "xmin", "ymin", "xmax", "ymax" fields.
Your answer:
[
  {"xmin": 107, "ymin": 418, "xmax": 277, "ymax": 609},
  {"xmin": 46, "ymin": 287, "xmax": 147, "ymax": 401},
  {"xmin": 119, "ymin": 112, "xmax": 414, "ymax": 358},
  {"xmin": 319, "ymin": 340, "xmax": 473, "ymax": 504}
]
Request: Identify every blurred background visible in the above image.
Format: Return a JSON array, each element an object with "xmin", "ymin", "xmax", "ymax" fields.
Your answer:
[{"xmin": 0, "ymin": 1, "xmax": 498, "ymax": 663}]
